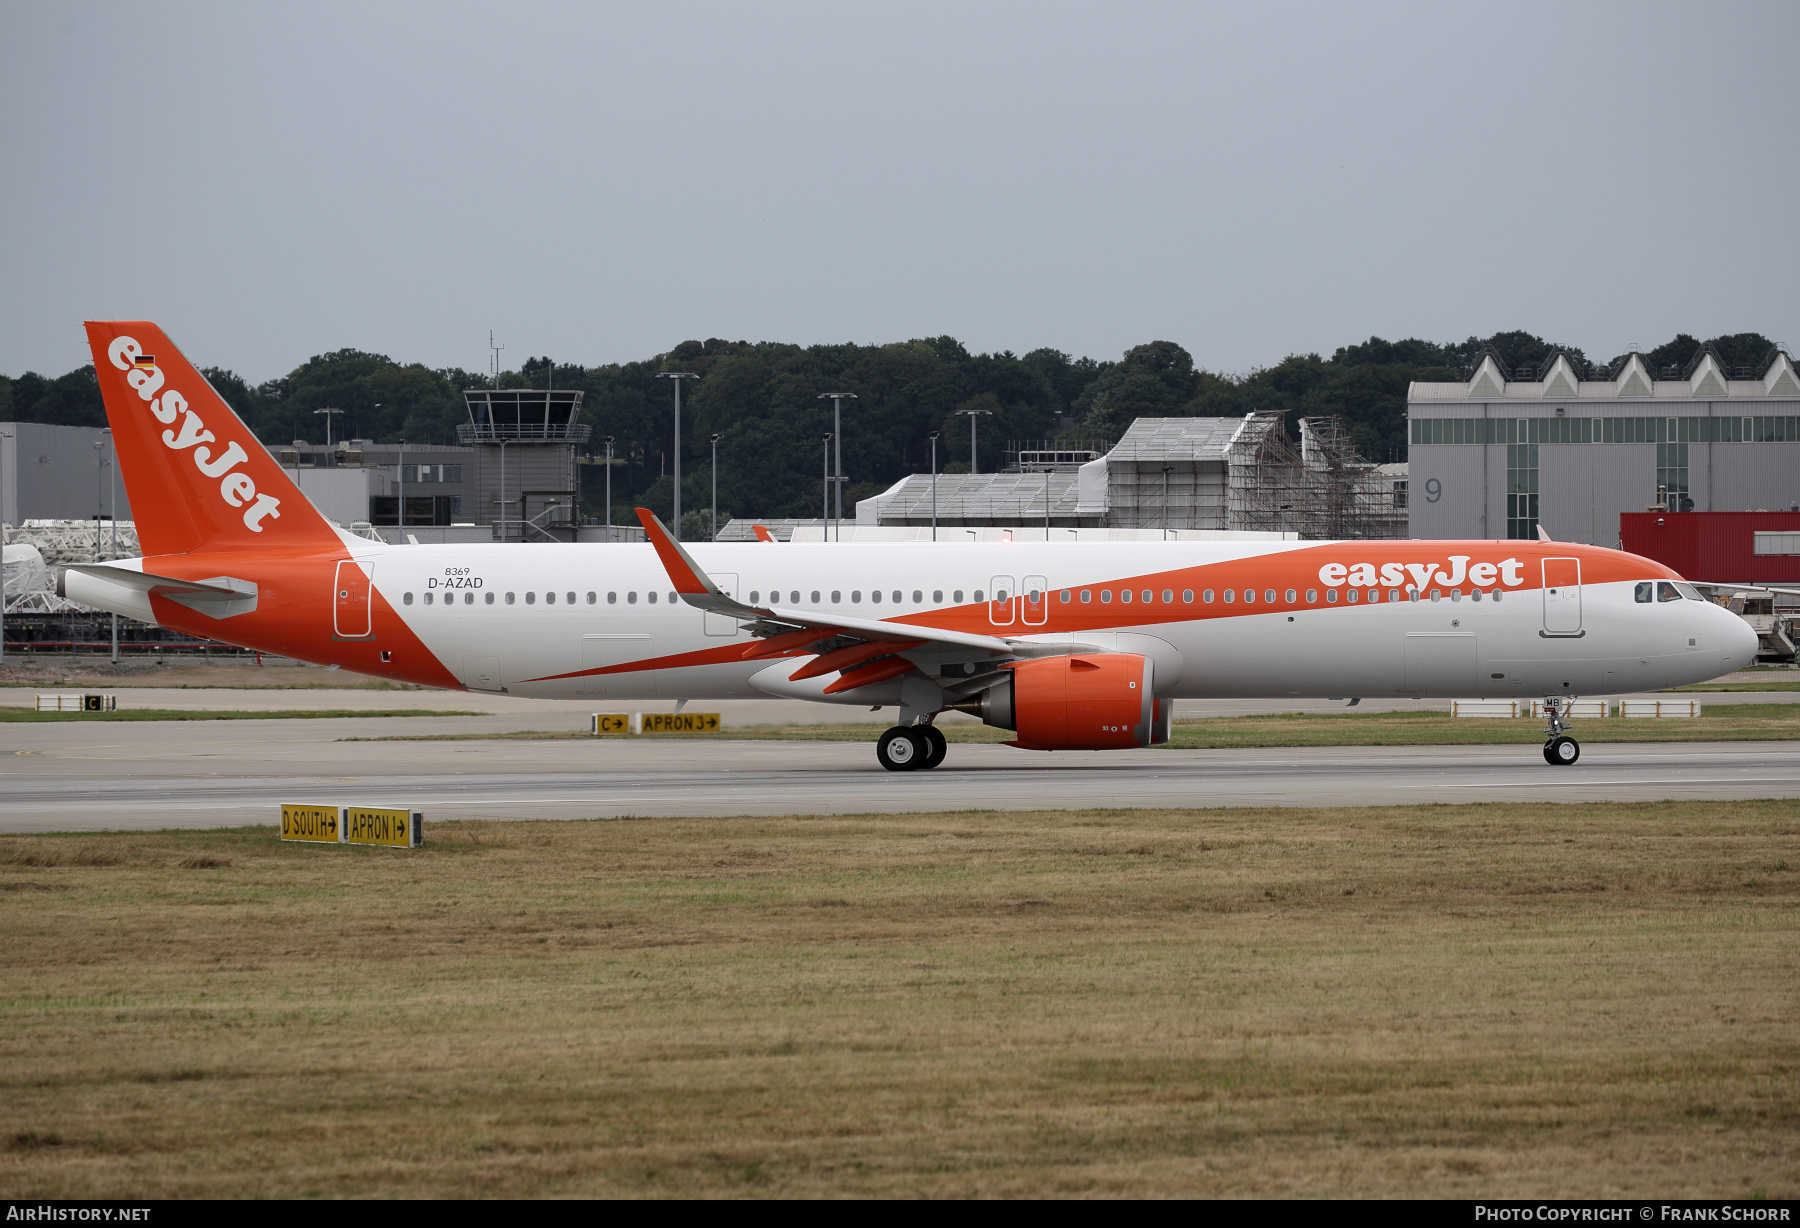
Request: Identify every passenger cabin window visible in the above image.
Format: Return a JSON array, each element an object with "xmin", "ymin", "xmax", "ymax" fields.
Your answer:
[
  {"xmin": 1326, "ymin": 590, "xmax": 1337, "ymax": 603},
  {"xmin": 1182, "ymin": 589, "xmax": 1194, "ymax": 603},
  {"xmin": 1059, "ymin": 589, "xmax": 1072, "ymax": 603},
  {"xmin": 1163, "ymin": 590, "xmax": 1174, "ymax": 603},
  {"xmin": 403, "ymin": 592, "xmax": 413, "ymax": 605},
  {"xmin": 506, "ymin": 592, "xmax": 516, "ymax": 605},
  {"xmin": 1101, "ymin": 590, "xmax": 1113, "ymax": 603},
  {"xmin": 893, "ymin": 591, "xmax": 903, "ymax": 603},
  {"xmin": 1120, "ymin": 590, "xmax": 1132, "ymax": 603},
  {"xmin": 953, "ymin": 590, "xmax": 963, "ymax": 603},
  {"xmin": 749, "ymin": 591, "xmax": 759, "ymax": 604},
  {"xmin": 974, "ymin": 590, "xmax": 984, "ymax": 602},
  {"xmin": 1202, "ymin": 589, "xmax": 1213, "ymax": 603},
  {"xmin": 1223, "ymin": 589, "xmax": 1234, "ymax": 603},
  {"xmin": 485, "ymin": 592, "xmax": 495, "ymax": 604},
  {"xmin": 933, "ymin": 590, "xmax": 943, "ymax": 602},
  {"xmin": 831, "ymin": 591, "xmax": 841, "ymax": 603},
  {"xmin": 607, "ymin": 592, "xmax": 617, "ymax": 604},
  {"xmin": 1080, "ymin": 590, "xmax": 1091, "ymax": 603},
  {"xmin": 1263, "ymin": 589, "xmax": 1275, "ymax": 604},
  {"xmin": 423, "ymin": 592, "xmax": 433, "ymax": 605},
  {"xmin": 1285, "ymin": 589, "xmax": 1296, "ymax": 603},
  {"xmin": 811, "ymin": 591, "xmax": 821, "ymax": 603},
  {"xmin": 648, "ymin": 592, "xmax": 657, "ymax": 604},
  {"xmin": 627, "ymin": 592, "xmax": 637, "ymax": 604},
  {"xmin": 1305, "ymin": 589, "xmax": 1317, "ymax": 602},
  {"xmin": 545, "ymin": 592, "xmax": 555, "ymax": 604},
  {"xmin": 910, "ymin": 590, "xmax": 920, "ymax": 603},
  {"xmin": 526, "ymin": 592, "xmax": 536, "ymax": 604},
  {"xmin": 587, "ymin": 592, "xmax": 596, "ymax": 604},
  {"xmin": 567, "ymin": 592, "xmax": 576, "ymax": 604}
]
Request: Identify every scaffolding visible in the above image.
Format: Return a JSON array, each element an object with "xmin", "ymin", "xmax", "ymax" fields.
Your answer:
[{"xmin": 1226, "ymin": 414, "xmax": 1407, "ymax": 540}]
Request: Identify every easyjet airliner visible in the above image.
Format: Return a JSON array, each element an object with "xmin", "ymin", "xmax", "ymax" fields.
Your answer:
[{"xmin": 64, "ymin": 322, "xmax": 1757, "ymax": 770}]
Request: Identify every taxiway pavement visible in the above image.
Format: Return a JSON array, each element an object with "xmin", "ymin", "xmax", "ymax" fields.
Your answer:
[{"xmin": 3, "ymin": 713, "xmax": 1797, "ymax": 832}]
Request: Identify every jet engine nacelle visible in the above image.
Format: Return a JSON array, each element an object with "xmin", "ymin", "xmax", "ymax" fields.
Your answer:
[{"xmin": 964, "ymin": 653, "xmax": 1170, "ymax": 750}]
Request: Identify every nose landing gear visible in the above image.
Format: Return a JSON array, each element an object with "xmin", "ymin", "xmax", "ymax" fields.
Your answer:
[
  {"xmin": 1541, "ymin": 697, "xmax": 1581, "ymax": 766},
  {"xmin": 876, "ymin": 722, "xmax": 948, "ymax": 772}
]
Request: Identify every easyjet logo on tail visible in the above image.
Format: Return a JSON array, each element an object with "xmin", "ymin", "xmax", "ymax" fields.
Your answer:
[
  {"xmin": 1318, "ymin": 556, "xmax": 1526, "ymax": 590},
  {"xmin": 106, "ymin": 335, "xmax": 282, "ymax": 533}
]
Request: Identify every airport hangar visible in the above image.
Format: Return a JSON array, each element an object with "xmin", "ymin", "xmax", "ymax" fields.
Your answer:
[{"xmin": 1405, "ymin": 344, "xmax": 1800, "ymax": 548}]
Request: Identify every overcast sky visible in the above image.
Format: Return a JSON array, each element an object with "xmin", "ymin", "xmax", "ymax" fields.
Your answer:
[{"xmin": 3, "ymin": 1, "xmax": 1796, "ymax": 383}]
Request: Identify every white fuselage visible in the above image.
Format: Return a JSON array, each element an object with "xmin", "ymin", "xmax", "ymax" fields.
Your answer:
[{"xmin": 349, "ymin": 539, "xmax": 1756, "ymax": 703}]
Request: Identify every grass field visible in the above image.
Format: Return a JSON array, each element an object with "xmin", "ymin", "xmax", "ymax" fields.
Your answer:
[
  {"xmin": 2, "ymin": 802, "xmax": 1796, "ymax": 1198},
  {"xmin": 0, "ymin": 707, "xmax": 480, "ymax": 723},
  {"xmin": 345, "ymin": 703, "xmax": 1800, "ymax": 748}
]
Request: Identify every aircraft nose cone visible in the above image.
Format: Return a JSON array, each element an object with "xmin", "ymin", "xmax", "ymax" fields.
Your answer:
[{"xmin": 1724, "ymin": 609, "xmax": 1759, "ymax": 671}]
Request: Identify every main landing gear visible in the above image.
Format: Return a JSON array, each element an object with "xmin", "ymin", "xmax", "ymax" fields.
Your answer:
[
  {"xmin": 1541, "ymin": 696, "xmax": 1580, "ymax": 766},
  {"xmin": 877, "ymin": 723, "xmax": 948, "ymax": 772}
]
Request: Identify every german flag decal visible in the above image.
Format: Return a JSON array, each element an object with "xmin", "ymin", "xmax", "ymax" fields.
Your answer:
[{"xmin": 132, "ymin": 354, "xmax": 156, "ymax": 368}]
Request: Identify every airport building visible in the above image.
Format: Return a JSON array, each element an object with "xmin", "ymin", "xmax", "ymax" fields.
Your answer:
[
  {"xmin": 0, "ymin": 422, "xmax": 134, "ymax": 526},
  {"xmin": 846, "ymin": 415, "xmax": 1407, "ymax": 539},
  {"xmin": 1406, "ymin": 345, "xmax": 1800, "ymax": 546}
]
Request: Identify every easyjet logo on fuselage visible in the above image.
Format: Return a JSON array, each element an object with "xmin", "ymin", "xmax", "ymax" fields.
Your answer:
[
  {"xmin": 1317, "ymin": 555, "xmax": 1526, "ymax": 591},
  {"xmin": 106, "ymin": 335, "xmax": 282, "ymax": 533}
]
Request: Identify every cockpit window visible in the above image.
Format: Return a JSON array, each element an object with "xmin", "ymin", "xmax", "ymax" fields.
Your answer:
[
  {"xmin": 1674, "ymin": 581, "xmax": 1705, "ymax": 601},
  {"xmin": 1635, "ymin": 582, "xmax": 1653, "ymax": 603},
  {"xmin": 1657, "ymin": 581, "xmax": 1683, "ymax": 603}
]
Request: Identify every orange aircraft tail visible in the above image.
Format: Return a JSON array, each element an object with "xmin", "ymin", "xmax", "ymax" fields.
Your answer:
[{"xmin": 83, "ymin": 321, "xmax": 341, "ymax": 558}]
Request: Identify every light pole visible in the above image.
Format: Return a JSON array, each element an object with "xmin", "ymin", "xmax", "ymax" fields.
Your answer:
[
  {"xmin": 709, "ymin": 433, "xmax": 722, "ymax": 541},
  {"xmin": 397, "ymin": 436, "xmax": 406, "ymax": 533},
  {"xmin": 658, "ymin": 372, "xmax": 698, "ymax": 540},
  {"xmin": 928, "ymin": 430, "xmax": 940, "ymax": 542},
  {"xmin": 314, "ymin": 406, "xmax": 344, "ymax": 447},
  {"xmin": 959, "ymin": 406, "xmax": 992, "ymax": 475},
  {"xmin": 603, "ymin": 435, "xmax": 614, "ymax": 539},
  {"xmin": 822, "ymin": 433, "xmax": 833, "ymax": 527},
  {"xmin": 817, "ymin": 392, "xmax": 857, "ymax": 541},
  {"xmin": 1, "ymin": 428, "xmax": 12, "ymax": 665},
  {"xmin": 100, "ymin": 430, "xmax": 117, "ymax": 662}
]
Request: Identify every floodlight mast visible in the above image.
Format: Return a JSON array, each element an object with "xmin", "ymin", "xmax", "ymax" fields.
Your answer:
[
  {"xmin": 958, "ymin": 406, "xmax": 992, "ymax": 475},
  {"xmin": 659, "ymin": 373, "xmax": 698, "ymax": 540},
  {"xmin": 818, "ymin": 393, "xmax": 857, "ymax": 541},
  {"xmin": 928, "ymin": 430, "xmax": 940, "ymax": 541},
  {"xmin": 822, "ymin": 433, "xmax": 833, "ymax": 526},
  {"xmin": 313, "ymin": 406, "xmax": 343, "ymax": 447},
  {"xmin": 709, "ymin": 433, "xmax": 722, "ymax": 541},
  {"xmin": 603, "ymin": 436, "xmax": 615, "ymax": 537}
]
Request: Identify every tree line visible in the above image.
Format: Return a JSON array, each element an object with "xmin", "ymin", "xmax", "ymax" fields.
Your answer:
[{"xmin": 0, "ymin": 329, "xmax": 1777, "ymax": 526}]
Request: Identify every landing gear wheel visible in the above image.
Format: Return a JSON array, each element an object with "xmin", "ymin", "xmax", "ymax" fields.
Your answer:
[
  {"xmin": 1546, "ymin": 735, "xmax": 1580, "ymax": 766},
  {"xmin": 877, "ymin": 726, "xmax": 925, "ymax": 772},
  {"xmin": 919, "ymin": 725, "xmax": 947, "ymax": 770}
]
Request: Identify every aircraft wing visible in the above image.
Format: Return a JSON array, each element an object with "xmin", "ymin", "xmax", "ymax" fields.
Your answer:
[
  {"xmin": 634, "ymin": 507, "xmax": 1068, "ymax": 659},
  {"xmin": 1701, "ymin": 581, "xmax": 1800, "ymax": 597}
]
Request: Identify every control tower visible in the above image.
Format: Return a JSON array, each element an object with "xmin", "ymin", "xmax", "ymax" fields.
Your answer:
[{"xmin": 457, "ymin": 389, "xmax": 591, "ymax": 541}]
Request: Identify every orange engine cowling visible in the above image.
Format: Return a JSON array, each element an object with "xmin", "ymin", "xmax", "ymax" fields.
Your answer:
[{"xmin": 979, "ymin": 653, "xmax": 1168, "ymax": 750}]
